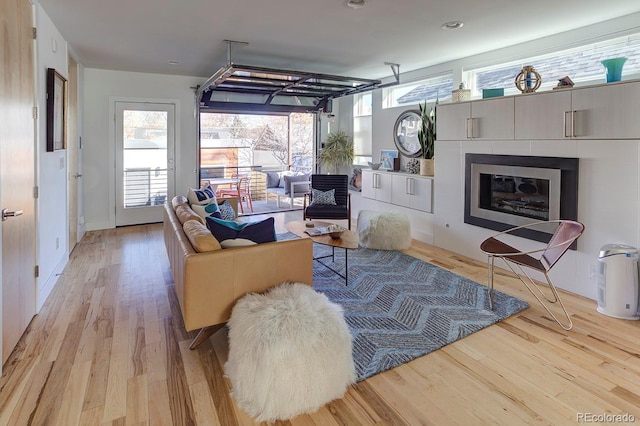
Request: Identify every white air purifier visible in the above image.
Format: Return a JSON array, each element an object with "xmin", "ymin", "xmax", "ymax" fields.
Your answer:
[{"xmin": 596, "ymin": 244, "xmax": 639, "ymax": 320}]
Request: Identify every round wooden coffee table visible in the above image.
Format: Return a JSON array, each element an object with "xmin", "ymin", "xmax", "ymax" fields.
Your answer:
[{"xmin": 286, "ymin": 221, "xmax": 358, "ymax": 285}]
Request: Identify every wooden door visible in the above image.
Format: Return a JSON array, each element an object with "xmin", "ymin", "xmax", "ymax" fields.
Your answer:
[
  {"xmin": 0, "ymin": 0, "xmax": 37, "ymax": 364},
  {"xmin": 68, "ymin": 54, "xmax": 79, "ymax": 250}
]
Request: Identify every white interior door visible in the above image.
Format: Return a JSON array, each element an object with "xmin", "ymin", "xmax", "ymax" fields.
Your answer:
[{"xmin": 115, "ymin": 102, "xmax": 175, "ymax": 226}]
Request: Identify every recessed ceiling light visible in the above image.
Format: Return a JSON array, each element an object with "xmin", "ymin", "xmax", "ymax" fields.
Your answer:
[
  {"xmin": 344, "ymin": 0, "xmax": 367, "ymax": 9},
  {"xmin": 441, "ymin": 21, "xmax": 464, "ymax": 30},
  {"xmin": 168, "ymin": 60, "xmax": 180, "ymax": 65}
]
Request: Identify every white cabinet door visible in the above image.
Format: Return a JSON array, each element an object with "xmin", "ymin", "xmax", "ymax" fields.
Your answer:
[
  {"xmin": 436, "ymin": 102, "xmax": 470, "ymax": 141},
  {"xmin": 361, "ymin": 170, "xmax": 392, "ymax": 203},
  {"xmin": 375, "ymin": 172, "xmax": 393, "ymax": 203},
  {"xmin": 437, "ymin": 98, "xmax": 514, "ymax": 141},
  {"xmin": 391, "ymin": 174, "xmax": 413, "ymax": 208},
  {"xmin": 391, "ymin": 175, "xmax": 433, "ymax": 212},
  {"xmin": 470, "ymin": 97, "xmax": 514, "ymax": 140},
  {"xmin": 515, "ymin": 90, "xmax": 572, "ymax": 140},
  {"xmin": 361, "ymin": 170, "xmax": 375, "ymax": 200},
  {"xmin": 411, "ymin": 176, "xmax": 433, "ymax": 213},
  {"xmin": 571, "ymin": 81, "xmax": 640, "ymax": 139}
]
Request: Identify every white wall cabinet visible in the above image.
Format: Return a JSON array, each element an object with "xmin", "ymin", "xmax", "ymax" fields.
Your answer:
[
  {"xmin": 361, "ymin": 170, "xmax": 392, "ymax": 203},
  {"xmin": 571, "ymin": 81, "xmax": 640, "ymax": 139},
  {"xmin": 515, "ymin": 90, "xmax": 572, "ymax": 140},
  {"xmin": 361, "ymin": 170, "xmax": 433, "ymax": 213},
  {"xmin": 473, "ymin": 79, "xmax": 640, "ymax": 141},
  {"xmin": 391, "ymin": 174, "xmax": 433, "ymax": 212},
  {"xmin": 437, "ymin": 97, "xmax": 514, "ymax": 141}
]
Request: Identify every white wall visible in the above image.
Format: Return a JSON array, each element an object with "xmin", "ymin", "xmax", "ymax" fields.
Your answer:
[
  {"xmin": 35, "ymin": 5, "xmax": 69, "ymax": 309},
  {"xmin": 83, "ymin": 69, "xmax": 203, "ymax": 230},
  {"xmin": 433, "ymin": 138, "xmax": 640, "ymax": 300}
]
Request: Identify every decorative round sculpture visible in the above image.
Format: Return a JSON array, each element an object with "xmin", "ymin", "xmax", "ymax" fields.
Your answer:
[
  {"xmin": 515, "ymin": 65, "xmax": 542, "ymax": 93},
  {"xmin": 406, "ymin": 159, "xmax": 420, "ymax": 174}
]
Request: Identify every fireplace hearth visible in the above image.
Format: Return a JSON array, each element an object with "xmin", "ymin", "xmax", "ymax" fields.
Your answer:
[{"xmin": 464, "ymin": 154, "xmax": 578, "ymax": 243}]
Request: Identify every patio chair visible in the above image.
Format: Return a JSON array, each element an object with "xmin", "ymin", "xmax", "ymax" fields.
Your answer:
[
  {"xmin": 480, "ymin": 219, "xmax": 585, "ymax": 330},
  {"xmin": 303, "ymin": 174, "xmax": 351, "ymax": 229},
  {"xmin": 218, "ymin": 174, "xmax": 253, "ymax": 213}
]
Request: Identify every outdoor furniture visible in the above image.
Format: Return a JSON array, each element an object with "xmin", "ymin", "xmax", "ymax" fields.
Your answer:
[
  {"xmin": 218, "ymin": 174, "xmax": 253, "ymax": 213},
  {"xmin": 480, "ymin": 219, "xmax": 585, "ymax": 330},
  {"xmin": 303, "ymin": 174, "xmax": 351, "ymax": 229}
]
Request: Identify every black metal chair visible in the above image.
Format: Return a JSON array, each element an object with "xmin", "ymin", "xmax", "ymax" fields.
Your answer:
[{"xmin": 303, "ymin": 174, "xmax": 351, "ymax": 229}]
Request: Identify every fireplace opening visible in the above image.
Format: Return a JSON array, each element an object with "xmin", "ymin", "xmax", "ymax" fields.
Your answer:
[
  {"xmin": 465, "ymin": 154, "xmax": 578, "ymax": 244},
  {"xmin": 481, "ymin": 174, "xmax": 551, "ymax": 221}
]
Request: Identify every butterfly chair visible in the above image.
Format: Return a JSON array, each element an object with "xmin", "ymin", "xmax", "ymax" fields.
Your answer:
[
  {"xmin": 303, "ymin": 174, "xmax": 351, "ymax": 229},
  {"xmin": 480, "ymin": 219, "xmax": 585, "ymax": 330},
  {"xmin": 218, "ymin": 174, "xmax": 253, "ymax": 214}
]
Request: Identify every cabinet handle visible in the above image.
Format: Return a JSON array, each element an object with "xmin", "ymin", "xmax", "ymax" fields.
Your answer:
[
  {"xmin": 374, "ymin": 173, "xmax": 379, "ymax": 189},
  {"xmin": 563, "ymin": 111, "xmax": 571, "ymax": 138},
  {"xmin": 571, "ymin": 110, "xmax": 577, "ymax": 138},
  {"xmin": 466, "ymin": 118, "xmax": 473, "ymax": 139},
  {"xmin": 409, "ymin": 178, "xmax": 415, "ymax": 195}
]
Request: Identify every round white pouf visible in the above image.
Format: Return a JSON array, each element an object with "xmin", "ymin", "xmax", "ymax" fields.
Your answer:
[
  {"xmin": 357, "ymin": 210, "xmax": 412, "ymax": 250},
  {"xmin": 225, "ymin": 283, "xmax": 356, "ymax": 423}
]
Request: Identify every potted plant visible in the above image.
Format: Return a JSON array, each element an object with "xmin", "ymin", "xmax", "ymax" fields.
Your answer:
[
  {"xmin": 320, "ymin": 130, "xmax": 354, "ymax": 174},
  {"xmin": 418, "ymin": 100, "xmax": 436, "ymax": 176}
]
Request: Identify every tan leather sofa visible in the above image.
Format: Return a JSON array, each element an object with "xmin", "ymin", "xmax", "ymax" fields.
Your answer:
[{"xmin": 163, "ymin": 199, "xmax": 313, "ymax": 348}]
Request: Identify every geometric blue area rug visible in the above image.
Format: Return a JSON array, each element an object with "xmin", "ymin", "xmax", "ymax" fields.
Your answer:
[{"xmin": 292, "ymin": 237, "xmax": 530, "ymax": 382}]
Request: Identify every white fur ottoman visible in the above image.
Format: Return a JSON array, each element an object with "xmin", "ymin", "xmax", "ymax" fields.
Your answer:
[
  {"xmin": 357, "ymin": 210, "xmax": 412, "ymax": 250},
  {"xmin": 225, "ymin": 283, "xmax": 355, "ymax": 422}
]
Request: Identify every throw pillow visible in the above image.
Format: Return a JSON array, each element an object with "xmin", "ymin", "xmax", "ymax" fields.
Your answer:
[
  {"xmin": 220, "ymin": 238, "xmax": 258, "ymax": 249},
  {"xmin": 277, "ymin": 171, "xmax": 294, "ymax": 188},
  {"xmin": 219, "ymin": 200, "xmax": 236, "ymax": 221},
  {"xmin": 310, "ymin": 188, "xmax": 337, "ymax": 205},
  {"xmin": 171, "ymin": 195, "xmax": 189, "ymax": 210},
  {"xmin": 206, "ymin": 216, "xmax": 276, "ymax": 245},
  {"xmin": 191, "ymin": 202, "xmax": 223, "ymax": 220},
  {"xmin": 175, "ymin": 205, "xmax": 205, "ymax": 225},
  {"xmin": 265, "ymin": 172, "xmax": 280, "ymax": 188},
  {"xmin": 183, "ymin": 220, "xmax": 222, "ymax": 252},
  {"xmin": 283, "ymin": 174, "xmax": 310, "ymax": 195},
  {"xmin": 187, "ymin": 182, "xmax": 217, "ymax": 206}
]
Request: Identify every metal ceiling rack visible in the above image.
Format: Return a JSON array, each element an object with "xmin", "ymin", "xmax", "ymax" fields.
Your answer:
[{"xmin": 196, "ymin": 40, "xmax": 399, "ymax": 113}]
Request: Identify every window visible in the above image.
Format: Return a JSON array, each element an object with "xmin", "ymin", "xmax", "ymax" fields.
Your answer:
[
  {"xmin": 382, "ymin": 74, "xmax": 453, "ymax": 108},
  {"xmin": 353, "ymin": 93, "xmax": 372, "ymax": 166},
  {"xmin": 466, "ymin": 33, "xmax": 640, "ymax": 97}
]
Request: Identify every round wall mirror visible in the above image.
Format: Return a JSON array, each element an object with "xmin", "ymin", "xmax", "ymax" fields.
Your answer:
[{"xmin": 393, "ymin": 110, "xmax": 421, "ymax": 157}]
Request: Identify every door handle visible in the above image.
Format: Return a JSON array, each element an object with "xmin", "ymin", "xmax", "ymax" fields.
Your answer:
[
  {"xmin": 74, "ymin": 173, "xmax": 83, "ymax": 178},
  {"xmin": 466, "ymin": 118, "xmax": 474, "ymax": 139},
  {"xmin": 2, "ymin": 208, "xmax": 23, "ymax": 221}
]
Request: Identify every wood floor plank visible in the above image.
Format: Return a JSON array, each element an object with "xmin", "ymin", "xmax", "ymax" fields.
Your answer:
[
  {"xmin": 54, "ymin": 360, "xmax": 92, "ymax": 426},
  {"xmin": 1, "ymin": 220, "xmax": 639, "ymax": 425}
]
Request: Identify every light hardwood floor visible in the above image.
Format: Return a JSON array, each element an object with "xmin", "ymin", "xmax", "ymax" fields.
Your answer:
[{"xmin": 1, "ymin": 214, "xmax": 639, "ymax": 425}]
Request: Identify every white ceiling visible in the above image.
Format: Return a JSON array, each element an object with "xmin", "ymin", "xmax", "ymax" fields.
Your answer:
[{"xmin": 37, "ymin": 0, "xmax": 640, "ymax": 81}]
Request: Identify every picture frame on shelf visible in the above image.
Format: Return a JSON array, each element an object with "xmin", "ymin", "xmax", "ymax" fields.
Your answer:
[
  {"xmin": 380, "ymin": 149, "xmax": 398, "ymax": 170},
  {"xmin": 46, "ymin": 68, "xmax": 67, "ymax": 152}
]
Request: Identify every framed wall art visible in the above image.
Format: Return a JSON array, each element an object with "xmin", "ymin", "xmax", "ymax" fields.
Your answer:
[
  {"xmin": 380, "ymin": 149, "xmax": 398, "ymax": 170},
  {"xmin": 46, "ymin": 68, "xmax": 67, "ymax": 151}
]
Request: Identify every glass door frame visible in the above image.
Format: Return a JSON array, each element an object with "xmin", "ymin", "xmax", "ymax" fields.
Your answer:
[{"xmin": 114, "ymin": 101, "xmax": 176, "ymax": 226}]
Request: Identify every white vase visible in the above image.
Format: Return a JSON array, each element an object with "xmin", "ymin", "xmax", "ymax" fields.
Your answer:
[{"xmin": 420, "ymin": 158, "xmax": 434, "ymax": 176}]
